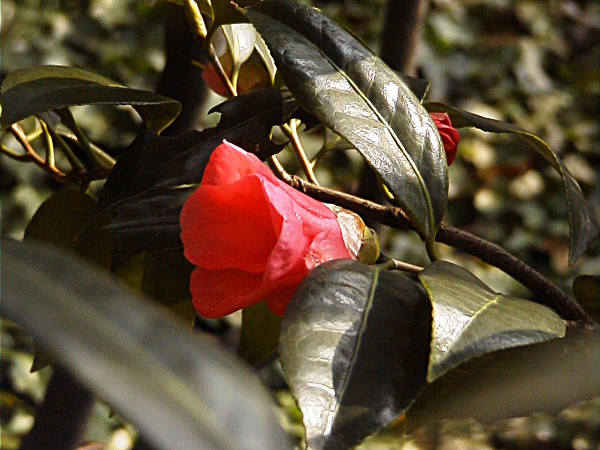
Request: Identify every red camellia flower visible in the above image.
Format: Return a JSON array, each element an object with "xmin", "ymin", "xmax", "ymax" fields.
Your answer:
[
  {"xmin": 180, "ymin": 141, "xmax": 353, "ymax": 318},
  {"xmin": 430, "ymin": 112, "xmax": 460, "ymax": 165}
]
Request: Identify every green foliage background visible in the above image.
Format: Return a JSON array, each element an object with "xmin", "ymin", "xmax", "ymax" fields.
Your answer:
[{"xmin": 1, "ymin": 0, "xmax": 599, "ymax": 448}]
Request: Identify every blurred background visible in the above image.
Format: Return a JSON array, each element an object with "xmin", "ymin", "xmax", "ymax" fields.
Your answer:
[{"xmin": 1, "ymin": 0, "xmax": 599, "ymax": 448}]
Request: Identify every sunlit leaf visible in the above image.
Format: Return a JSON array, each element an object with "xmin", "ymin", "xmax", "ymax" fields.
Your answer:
[
  {"xmin": 183, "ymin": 0, "xmax": 208, "ymax": 38},
  {"xmin": 280, "ymin": 259, "xmax": 431, "ymax": 449},
  {"xmin": 425, "ymin": 102, "xmax": 599, "ymax": 265},
  {"xmin": 1, "ymin": 65, "xmax": 181, "ymax": 133},
  {"xmin": 223, "ymin": 24, "xmax": 256, "ymax": 68},
  {"xmin": 242, "ymin": 1, "xmax": 448, "ymax": 240},
  {"xmin": 419, "ymin": 261, "xmax": 566, "ymax": 382},
  {"xmin": 254, "ymin": 34, "xmax": 277, "ymax": 83}
]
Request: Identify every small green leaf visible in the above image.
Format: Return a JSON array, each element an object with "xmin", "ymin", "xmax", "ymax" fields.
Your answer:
[
  {"xmin": 425, "ymin": 102, "xmax": 599, "ymax": 265},
  {"xmin": 254, "ymin": 34, "xmax": 277, "ymax": 83},
  {"xmin": 573, "ymin": 275, "xmax": 600, "ymax": 323},
  {"xmin": 242, "ymin": 1, "xmax": 448, "ymax": 240},
  {"xmin": 1, "ymin": 65, "xmax": 181, "ymax": 133},
  {"xmin": 237, "ymin": 301, "xmax": 282, "ymax": 365},
  {"xmin": 280, "ymin": 259, "xmax": 431, "ymax": 449},
  {"xmin": 419, "ymin": 261, "xmax": 566, "ymax": 382},
  {"xmin": 223, "ymin": 24, "xmax": 257, "ymax": 69}
]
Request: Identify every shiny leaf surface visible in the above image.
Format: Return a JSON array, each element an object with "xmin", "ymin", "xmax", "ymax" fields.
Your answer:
[
  {"xmin": 223, "ymin": 24, "xmax": 256, "ymax": 69},
  {"xmin": 419, "ymin": 261, "xmax": 566, "ymax": 382},
  {"xmin": 280, "ymin": 259, "xmax": 431, "ymax": 449},
  {"xmin": 426, "ymin": 102, "xmax": 599, "ymax": 264},
  {"xmin": 1, "ymin": 65, "xmax": 181, "ymax": 133},
  {"xmin": 243, "ymin": 0, "xmax": 448, "ymax": 239}
]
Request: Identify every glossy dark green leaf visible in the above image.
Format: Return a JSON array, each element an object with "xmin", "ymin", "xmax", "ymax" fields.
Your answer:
[
  {"xmin": 280, "ymin": 259, "xmax": 432, "ymax": 449},
  {"xmin": 1, "ymin": 65, "xmax": 181, "ymax": 133},
  {"xmin": 573, "ymin": 275, "xmax": 600, "ymax": 323},
  {"xmin": 2, "ymin": 238, "xmax": 292, "ymax": 450},
  {"xmin": 243, "ymin": 0, "xmax": 448, "ymax": 240},
  {"xmin": 237, "ymin": 301, "xmax": 282, "ymax": 365},
  {"xmin": 425, "ymin": 102, "xmax": 599, "ymax": 265},
  {"xmin": 404, "ymin": 328, "xmax": 600, "ymax": 432},
  {"xmin": 419, "ymin": 261, "xmax": 566, "ymax": 382},
  {"xmin": 97, "ymin": 130, "xmax": 208, "ymax": 212},
  {"xmin": 104, "ymin": 186, "xmax": 196, "ymax": 254},
  {"xmin": 98, "ymin": 88, "xmax": 290, "ymax": 252}
]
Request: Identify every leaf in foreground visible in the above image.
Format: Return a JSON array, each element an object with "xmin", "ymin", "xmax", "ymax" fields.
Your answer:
[
  {"xmin": 1, "ymin": 65, "xmax": 181, "ymax": 133},
  {"xmin": 419, "ymin": 261, "xmax": 566, "ymax": 382},
  {"xmin": 279, "ymin": 259, "xmax": 431, "ymax": 449},
  {"xmin": 425, "ymin": 102, "xmax": 599, "ymax": 264},
  {"xmin": 2, "ymin": 238, "xmax": 291, "ymax": 450},
  {"xmin": 243, "ymin": 0, "xmax": 448, "ymax": 241}
]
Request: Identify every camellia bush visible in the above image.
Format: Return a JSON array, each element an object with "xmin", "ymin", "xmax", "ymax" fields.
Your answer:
[{"xmin": 2, "ymin": 0, "xmax": 600, "ymax": 448}]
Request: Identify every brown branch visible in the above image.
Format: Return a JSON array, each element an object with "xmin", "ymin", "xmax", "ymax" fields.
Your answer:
[
  {"xmin": 284, "ymin": 175, "xmax": 596, "ymax": 325},
  {"xmin": 9, "ymin": 124, "xmax": 112, "ymax": 185}
]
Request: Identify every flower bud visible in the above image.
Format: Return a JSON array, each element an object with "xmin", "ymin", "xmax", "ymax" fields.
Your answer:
[{"xmin": 326, "ymin": 205, "xmax": 380, "ymax": 264}]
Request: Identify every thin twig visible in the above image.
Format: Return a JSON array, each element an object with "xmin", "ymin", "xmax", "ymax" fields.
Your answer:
[
  {"xmin": 39, "ymin": 117, "xmax": 85, "ymax": 171},
  {"xmin": 282, "ymin": 119, "xmax": 320, "ymax": 185},
  {"xmin": 9, "ymin": 124, "xmax": 68, "ymax": 182},
  {"xmin": 39, "ymin": 120, "xmax": 55, "ymax": 167},
  {"xmin": 209, "ymin": 45, "xmax": 237, "ymax": 97},
  {"xmin": 1, "ymin": 144, "xmax": 30, "ymax": 161},
  {"xmin": 282, "ymin": 174, "xmax": 596, "ymax": 325},
  {"xmin": 8, "ymin": 124, "xmax": 112, "ymax": 185},
  {"xmin": 377, "ymin": 254, "xmax": 423, "ymax": 274},
  {"xmin": 55, "ymin": 108, "xmax": 104, "ymax": 169}
]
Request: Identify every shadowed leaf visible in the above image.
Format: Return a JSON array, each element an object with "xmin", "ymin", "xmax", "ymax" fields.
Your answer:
[
  {"xmin": 280, "ymin": 259, "xmax": 431, "ymax": 449},
  {"xmin": 404, "ymin": 327, "xmax": 600, "ymax": 432},
  {"xmin": 98, "ymin": 88, "xmax": 291, "ymax": 252},
  {"xmin": 573, "ymin": 275, "xmax": 600, "ymax": 323},
  {"xmin": 242, "ymin": 0, "xmax": 448, "ymax": 240},
  {"xmin": 2, "ymin": 239, "xmax": 292, "ymax": 450},
  {"xmin": 142, "ymin": 249, "xmax": 196, "ymax": 323},
  {"xmin": 1, "ymin": 65, "xmax": 181, "ymax": 133},
  {"xmin": 237, "ymin": 301, "xmax": 282, "ymax": 365},
  {"xmin": 419, "ymin": 261, "xmax": 566, "ymax": 382},
  {"xmin": 425, "ymin": 102, "xmax": 599, "ymax": 265}
]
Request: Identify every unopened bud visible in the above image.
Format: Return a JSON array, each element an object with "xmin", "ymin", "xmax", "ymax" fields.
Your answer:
[{"xmin": 326, "ymin": 205, "xmax": 380, "ymax": 264}]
